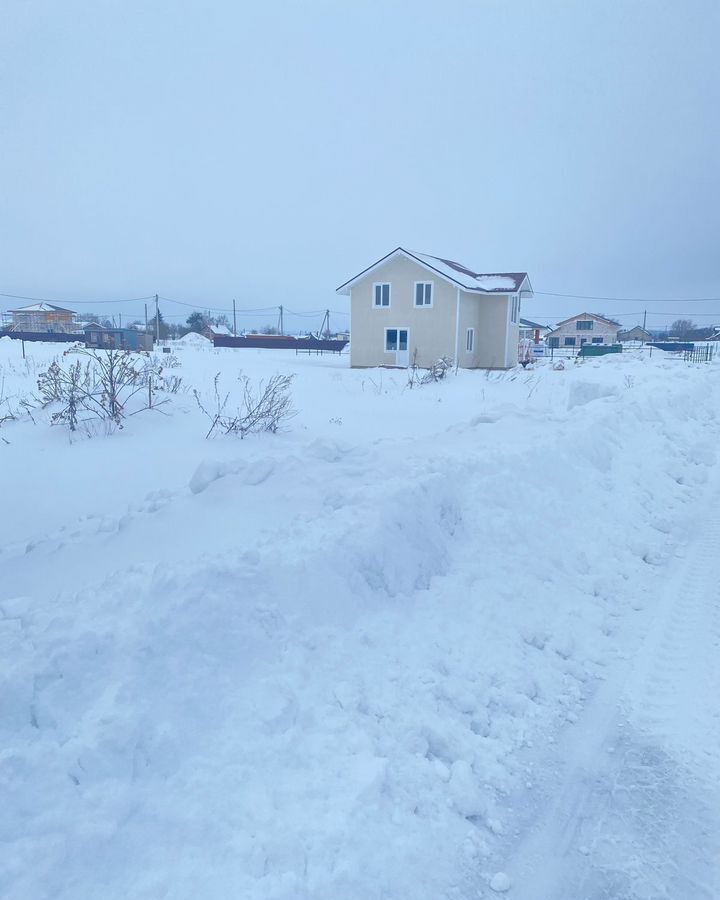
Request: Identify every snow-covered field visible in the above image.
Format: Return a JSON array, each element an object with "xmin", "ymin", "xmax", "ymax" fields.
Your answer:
[{"xmin": 1, "ymin": 334, "xmax": 719, "ymax": 899}]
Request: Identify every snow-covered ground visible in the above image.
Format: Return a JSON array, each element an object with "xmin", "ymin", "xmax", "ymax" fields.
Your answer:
[{"xmin": 1, "ymin": 335, "xmax": 719, "ymax": 899}]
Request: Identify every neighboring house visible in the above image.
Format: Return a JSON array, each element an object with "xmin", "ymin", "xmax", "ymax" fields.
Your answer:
[
  {"xmin": 336, "ymin": 247, "xmax": 532, "ymax": 369},
  {"xmin": 83, "ymin": 323, "xmax": 153, "ymax": 351},
  {"xmin": 203, "ymin": 324, "xmax": 234, "ymax": 340},
  {"xmin": 618, "ymin": 326, "xmax": 652, "ymax": 343},
  {"xmin": 546, "ymin": 313, "xmax": 621, "ymax": 349},
  {"xmin": 8, "ymin": 302, "xmax": 76, "ymax": 333},
  {"xmin": 519, "ymin": 317, "xmax": 551, "ymax": 343}
]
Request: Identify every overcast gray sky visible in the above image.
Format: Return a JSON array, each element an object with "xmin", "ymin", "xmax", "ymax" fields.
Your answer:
[{"xmin": 1, "ymin": 0, "xmax": 718, "ymax": 332}]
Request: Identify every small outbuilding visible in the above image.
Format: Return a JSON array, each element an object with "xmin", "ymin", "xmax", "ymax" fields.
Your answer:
[
  {"xmin": 83, "ymin": 323, "xmax": 153, "ymax": 351},
  {"xmin": 618, "ymin": 326, "xmax": 652, "ymax": 343},
  {"xmin": 519, "ymin": 318, "xmax": 551, "ymax": 344}
]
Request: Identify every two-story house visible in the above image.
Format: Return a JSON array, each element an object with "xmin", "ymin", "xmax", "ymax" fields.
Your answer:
[
  {"xmin": 8, "ymin": 302, "xmax": 76, "ymax": 333},
  {"xmin": 546, "ymin": 313, "xmax": 621, "ymax": 349},
  {"xmin": 336, "ymin": 247, "xmax": 533, "ymax": 369}
]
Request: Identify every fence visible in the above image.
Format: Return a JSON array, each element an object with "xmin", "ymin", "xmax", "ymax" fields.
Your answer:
[
  {"xmin": 683, "ymin": 345, "xmax": 714, "ymax": 363},
  {"xmin": 0, "ymin": 331, "xmax": 82, "ymax": 344},
  {"xmin": 213, "ymin": 335, "xmax": 349, "ymax": 352}
]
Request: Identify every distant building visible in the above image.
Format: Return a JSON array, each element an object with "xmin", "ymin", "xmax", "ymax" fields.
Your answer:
[
  {"xmin": 618, "ymin": 326, "xmax": 652, "ymax": 343},
  {"xmin": 9, "ymin": 302, "xmax": 76, "ymax": 333},
  {"xmin": 519, "ymin": 318, "xmax": 551, "ymax": 343},
  {"xmin": 83, "ymin": 323, "xmax": 153, "ymax": 351},
  {"xmin": 203, "ymin": 324, "xmax": 234, "ymax": 340},
  {"xmin": 546, "ymin": 313, "xmax": 621, "ymax": 349}
]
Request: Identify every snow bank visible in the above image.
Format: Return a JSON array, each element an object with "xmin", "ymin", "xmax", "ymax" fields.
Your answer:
[
  {"xmin": 176, "ymin": 331, "xmax": 211, "ymax": 345},
  {"xmin": 2, "ymin": 342, "xmax": 720, "ymax": 898}
]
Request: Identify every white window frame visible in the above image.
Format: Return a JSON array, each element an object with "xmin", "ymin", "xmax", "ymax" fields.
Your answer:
[
  {"xmin": 414, "ymin": 281, "xmax": 433, "ymax": 308},
  {"xmin": 372, "ymin": 282, "xmax": 391, "ymax": 308},
  {"xmin": 466, "ymin": 327, "xmax": 474, "ymax": 352},
  {"xmin": 384, "ymin": 327, "xmax": 409, "ymax": 353}
]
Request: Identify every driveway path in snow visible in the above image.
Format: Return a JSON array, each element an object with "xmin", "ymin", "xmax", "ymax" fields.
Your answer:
[{"xmin": 506, "ymin": 493, "xmax": 720, "ymax": 899}]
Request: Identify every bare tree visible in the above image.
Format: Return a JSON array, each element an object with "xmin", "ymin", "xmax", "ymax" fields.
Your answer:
[{"xmin": 671, "ymin": 319, "xmax": 695, "ymax": 340}]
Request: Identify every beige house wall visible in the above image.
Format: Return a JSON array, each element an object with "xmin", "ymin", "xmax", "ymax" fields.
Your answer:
[
  {"xmin": 458, "ymin": 292, "xmax": 516, "ymax": 368},
  {"xmin": 349, "ymin": 254, "xmax": 517, "ymax": 369},
  {"xmin": 349, "ymin": 255, "xmax": 458, "ymax": 368}
]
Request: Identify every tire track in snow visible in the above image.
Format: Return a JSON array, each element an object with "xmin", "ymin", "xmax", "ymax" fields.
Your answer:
[{"xmin": 503, "ymin": 492, "xmax": 720, "ymax": 899}]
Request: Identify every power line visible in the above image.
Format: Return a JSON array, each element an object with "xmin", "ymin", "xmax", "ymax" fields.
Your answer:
[
  {"xmin": 158, "ymin": 295, "xmax": 277, "ymax": 313},
  {"xmin": 0, "ymin": 291, "xmax": 154, "ymax": 305},
  {"xmin": 527, "ymin": 311, "xmax": 720, "ymax": 321},
  {"xmin": 534, "ymin": 291, "xmax": 720, "ymax": 303},
  {"xmin": 3, "ymin": 285, "xmax": 719, "ymax": 308}
]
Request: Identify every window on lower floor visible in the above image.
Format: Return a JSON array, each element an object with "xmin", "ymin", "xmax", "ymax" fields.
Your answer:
[
  {"xmin": 564, "ymin": 337, "xmax": 576, "ymax": 346},
  {"xmin": 373, "ymin": 283, "xmax": 390, "ymax": 307},
  {"xmin": 549, "ymin": 337, "xmax": 559, "ymax": 348},
  {"xmin": 591, "ymin": 337, "xmax": 604, "ymax": 344},
  {"xmin": 466, "ymin": 328, "xmax": 474, "ymax": 352},
  {"xmin": 385, "ymin": 328, "xmax": 408, "ymax": 352},
  {"xmin": 414, "ymin": 282, "xmax": 432, "ymax": 307}
]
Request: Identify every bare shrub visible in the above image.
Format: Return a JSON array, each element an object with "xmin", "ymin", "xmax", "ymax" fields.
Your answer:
[
  {"xmin": 36, "ymin": 349, "xmax": 183, "ymax": 432},
  {"xmin": 406, "ymin": 356, "xmax": 454, "ymax": 389},
  {"xmin": 194, "ymin": 373, "xmax": 295, "ymax": 439},
  {"xmin": 0, "ymin": 376, "xmax": 17, "ymax": 427}
]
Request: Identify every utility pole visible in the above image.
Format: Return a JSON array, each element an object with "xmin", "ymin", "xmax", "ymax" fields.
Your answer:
[
  {"xmin": 279, "ymin": 305, "xmax": 284, "ymax": 335},
  {"xmin": 119, "ymin": 313, "xmax": 122, "ymax": 329},
  {"xmin": 144, "ymin": 303, "xmax": 148, "ymax": 333},
  {"xmin": 643, "ymin": 309, "xmax": 647, "ymax": 331},
  {"xmin": 154, "ymin": 293, "xmax": 160, "ymax": 343},
  {"xmin": 233, "ymin": 299, "xmax": 237, "ymax": 336}
]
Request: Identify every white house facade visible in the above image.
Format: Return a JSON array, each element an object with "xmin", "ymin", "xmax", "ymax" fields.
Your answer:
[
  {"xmin": 336, "ymin": 248, "xmax": 533, "ymax": 369},
  {"xmin": 546, "ymin": 313, "xmax": 621, "ymax": 349}
]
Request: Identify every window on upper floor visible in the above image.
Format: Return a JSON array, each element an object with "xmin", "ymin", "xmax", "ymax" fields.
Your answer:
[
  {"xmin": 414, "ymin": 282, "xmax": 433, "ymax": 307},
  {"xmin": 576, "ymin": 320, "xmax": 593, "ymax": 330},
  {"xmin": 466, "ymin": 328, "xmax": 475, "ymax": 352},
  {"xmin": 373, "ymin": 283, "xmax": 391, "ymax": 307},
  {"xmin": 511, "ymin": 296, "xmax": 520, "ymax": 323}
]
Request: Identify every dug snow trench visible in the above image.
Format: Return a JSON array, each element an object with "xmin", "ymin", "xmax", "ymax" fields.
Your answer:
[
  {"xmin": 2, "ymin": 352, "xmax": 720, "ymax": 899},
  {"xmin": 494, "ymin": 488, "xmax": 720, "ymax": 899}
]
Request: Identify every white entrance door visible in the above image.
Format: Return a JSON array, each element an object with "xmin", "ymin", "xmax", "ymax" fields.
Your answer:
[{"xmin": 396, "ymin": 329, "xmax": 409, "ymax": 367}]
